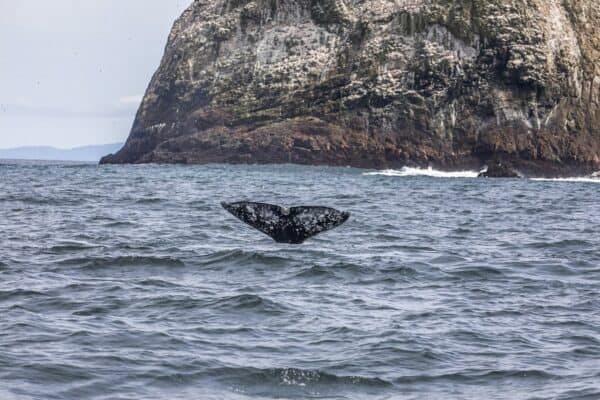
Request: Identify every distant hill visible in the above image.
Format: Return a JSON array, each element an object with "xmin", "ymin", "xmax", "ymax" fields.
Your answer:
[{"xmin": 0, "ymin": 143, "xmax": 123, "ymax": 162}]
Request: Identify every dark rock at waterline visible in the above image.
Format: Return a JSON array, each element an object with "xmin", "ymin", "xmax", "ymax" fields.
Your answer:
[
  {"xmin": 101, "ymin": 0, "xmax": 600, "ymax": 177},
  {"xmin": 479, "ymin": 162, "xmax": 521, "ymax": 178}
]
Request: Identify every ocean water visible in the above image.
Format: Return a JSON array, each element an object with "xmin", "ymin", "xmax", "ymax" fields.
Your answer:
[{"xmin": 1, "ymin": 160, "xmax": 599, "ymax": 400}]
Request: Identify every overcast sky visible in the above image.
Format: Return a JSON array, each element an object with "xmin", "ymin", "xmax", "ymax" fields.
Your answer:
[{"xmin": 0, "ymin": 0, "xmax": 190, "ymax": 149}]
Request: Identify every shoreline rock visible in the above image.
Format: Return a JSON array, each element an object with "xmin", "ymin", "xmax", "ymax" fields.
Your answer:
[
  {"xmin": 101, "ymin": 0, "xmax": 600, "ymax": 178},
  {"xmin": 478, "ymin": 162, "xmax": 521, "ymax": 179}
]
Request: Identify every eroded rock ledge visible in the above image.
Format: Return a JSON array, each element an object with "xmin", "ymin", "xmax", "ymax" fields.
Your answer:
[{"xmin": 101, "ymin": 0, "xmax": 600, "ymax": 177}]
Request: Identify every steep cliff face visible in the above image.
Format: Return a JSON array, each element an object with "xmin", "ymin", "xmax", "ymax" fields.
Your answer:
[{"xmin": 101, "ymin": 0, "xmax": 600, "ymax": 176}]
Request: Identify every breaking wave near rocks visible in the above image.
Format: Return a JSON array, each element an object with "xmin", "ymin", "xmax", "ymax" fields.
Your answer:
[
  {"xmin": 365, "ymin": 166, "xmax": 600, "ymax": 183},
  {"xmin": 364, "ymin": 166, "xmax": 482, "ymax": 178}
]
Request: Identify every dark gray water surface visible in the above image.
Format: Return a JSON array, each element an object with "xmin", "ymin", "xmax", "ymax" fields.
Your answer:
[{"xmin": 1, "ymin": 161, "xmax": 599, "ymax": 400}]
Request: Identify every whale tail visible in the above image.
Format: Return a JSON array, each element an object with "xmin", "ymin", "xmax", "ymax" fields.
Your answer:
[{"xmin": 221, "ymin": 202, "xmax": 350, "ymax": 244}]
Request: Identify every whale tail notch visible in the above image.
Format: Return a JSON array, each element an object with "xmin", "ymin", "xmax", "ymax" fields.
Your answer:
[{"xmin": 221, "ymin": 202, "xmax": 350, "ymax": 244}]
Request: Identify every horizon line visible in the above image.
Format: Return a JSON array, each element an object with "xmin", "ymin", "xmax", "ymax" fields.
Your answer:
[{"xmin": 0, "ymin": 142, "xmax": 124, "ymax": 151}]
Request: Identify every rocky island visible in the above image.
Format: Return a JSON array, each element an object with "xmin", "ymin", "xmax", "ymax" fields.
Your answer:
[{"xmin": 101, "ymin": 0, "xmax": 599, "ymax": 177}]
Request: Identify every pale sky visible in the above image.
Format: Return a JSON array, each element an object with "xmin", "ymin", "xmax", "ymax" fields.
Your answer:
[{"xmin": 0, "ymin": 0, "xmax": 190, "ymax": 149}]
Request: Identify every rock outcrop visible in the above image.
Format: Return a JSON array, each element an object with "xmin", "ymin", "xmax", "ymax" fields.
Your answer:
[
  {"xmin": 101, "ymin": 0, "xmax": 600, "ymax": 177},
  {"xmin": 479, "ymin": 161, "xmax": 521, "ymax": 178}
]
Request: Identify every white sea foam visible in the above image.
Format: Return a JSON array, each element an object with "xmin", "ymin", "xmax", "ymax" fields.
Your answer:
[
  {"xmin": 363, "ymin": 166, "xmax": 481, "ymax": 178},
  {"xmin": 366, "ymin": 167, "xmax": 600, "ymax": 183},
  {"xmin": 532, "ymin": 177, "xmax": 600, "ymax": 184}
]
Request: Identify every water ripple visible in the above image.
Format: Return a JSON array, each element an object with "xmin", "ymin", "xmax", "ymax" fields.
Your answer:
[{"xmin": 1, "ymin": 162, "xmax": 599, "ymax": 400}]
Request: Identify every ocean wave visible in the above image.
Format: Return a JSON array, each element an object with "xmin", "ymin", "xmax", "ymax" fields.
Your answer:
[
  {"xmin": 394, "ymin": 369, "xmax": 557, "ymax": 384},
  {"xmin": 72, "ymin": 304, "xmax": 121, "ymax": 317},
  {"xmin": 294, "ymin": 265, "xmax": 337, "ymax": 279},
  {"xmin": 214, "ymin": 367, "xmax": 391, "ymax": 388},
  {"xmin": 292, "ymin": 262, "xmax": 375, "ymax": 279},
  {"xmin": 135, "ymin": 197, "xmax": 165, "ymax": 204},
  {"xmin": 102, "ymin": 221, "xmax": 137, "ymax": 228},
  {"xmin": 532, "ymin": 176, "xmax": 600, "ymax": 183},
  {"xmin": 198, "ymin": 249, "xmax": 290, "ymax": 267},
  {"xmin": 144, "ymin": 296, "xmax": 212, "ymax": 310},
  {"xmin": 135, "ymin": 278, "xmax": 184, "ymax": 288},
  {"xmin": 57, "ymin": 163, "xmax": 98, "ymax": 169},
  {"xmin": 208, "ymin": 294, "xmax": 289, "ymax": 314},
  {"xmin": 0, "ymin": 289, "xmax": 48, "ymax": 301},
  {"xmin": 429, "ymin": 254, "xmax": 468, "ymax": 265},
  {"xmin": 145, "ymin": 293, "xmax": 288, "ymax": 315},
  {"xmin": 56, "ymin": 255, "xmax": 185, "ymax": 269},
  {"xmin": 364, "ymin": 166, "xmax": 480, "ymax": 178},
  {"xmin": 449, "ymin": 265, "xmax": 504, "ymax": 279},
  {"xmin": 367, "ymin": 168, "xmax": 600, "ymax": 182},
  {"xmin": 18, "ymin": 362, "xmax": 96, "ymax": 382},
  {"xmin": 380, "ymin": 265, "xmax": 419, "ymax": 276},
  {"xmin": 60, "ymin": 282, "xmax": 122, "ymax": 292},
  {"xmin": 1, "ymin": 195, "xmax": 84, "ymax": 206},
  {"xmin": 526, "ymin": 239, "xmax": 591, "ymax": 249},
  {"xmin": 49, "ymin": 240, "xmax": 101, "ymax": 253}
]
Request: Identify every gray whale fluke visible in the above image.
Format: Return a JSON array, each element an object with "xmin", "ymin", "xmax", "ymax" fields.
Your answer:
[{"xmin": 221, "ymin": 202, "xmax": 350, "ymax": 244}]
